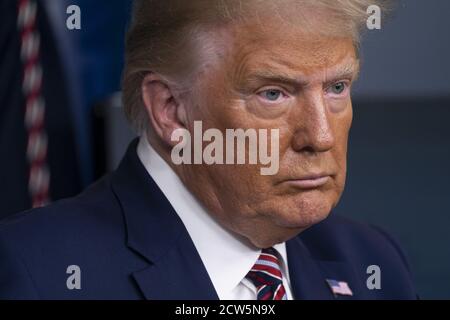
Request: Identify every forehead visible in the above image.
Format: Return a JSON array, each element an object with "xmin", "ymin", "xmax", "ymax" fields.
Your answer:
[{"xmin": 224, "ymin": 18, "xmax": 358, "ymax": 82}]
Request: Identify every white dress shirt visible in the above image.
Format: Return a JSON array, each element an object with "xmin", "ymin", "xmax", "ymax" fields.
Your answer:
[{"xmin": 137, "ymin": 136, "xmax": 294, "ymax": 300}]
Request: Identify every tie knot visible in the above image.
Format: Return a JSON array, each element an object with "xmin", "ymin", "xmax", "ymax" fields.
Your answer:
[{"xmin": 246, "ymin": 247, "xmax": 287, "ymax": 300}]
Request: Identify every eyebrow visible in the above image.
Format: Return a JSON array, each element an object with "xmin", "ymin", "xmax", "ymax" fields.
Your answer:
[
  {"xmin": 327, "ymin": 62, "xmax": 361, "ymax": 83},
  {"xmin": 241, "ymin": 62, "xmax": 360, "ymax": 89}
]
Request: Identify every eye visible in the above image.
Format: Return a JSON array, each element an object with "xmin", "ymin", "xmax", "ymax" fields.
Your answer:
[
  {"xmin": 258, "ymin": 89, "xmax": 285, "ymax": 102},
  {"xmin": 328, "ymin": 82, "xmax": 348, "ymax": 95}
]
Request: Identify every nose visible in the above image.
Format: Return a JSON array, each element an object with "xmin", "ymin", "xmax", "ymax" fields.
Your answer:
[{"xmin": 291, "ymin": 91, "xmax": 335, "ymax": 154}]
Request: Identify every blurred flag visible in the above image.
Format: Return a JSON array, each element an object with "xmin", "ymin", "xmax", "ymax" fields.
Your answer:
[{"xmin": 0, "ymin": 0, "xmax": 81, "ymax": 219}]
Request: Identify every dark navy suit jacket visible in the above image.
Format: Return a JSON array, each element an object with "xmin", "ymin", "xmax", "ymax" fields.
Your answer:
[{"xmin": 0, "ymin": 140, "xmax": 417, "ymax": 299}]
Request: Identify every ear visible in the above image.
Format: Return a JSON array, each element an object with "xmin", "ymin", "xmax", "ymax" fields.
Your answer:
[{"xmin": 141, "ymin": 73, "xmax": 188, "ymax": 147}]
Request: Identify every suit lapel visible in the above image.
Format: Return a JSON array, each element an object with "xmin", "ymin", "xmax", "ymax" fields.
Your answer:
[
  {"xmin": 286, "ymin": 236, "xmax": 362, "ymax": 300},
  {"xmin": 286, "ymin": 237, "xmax": 334, "ymax": 299},
  {"xmin": 132, "ymin": 230, "xmax": 219, "ymax": 300},
  {"xmin": 111, "ymin": 139, "xmax": 219, "ymax": 300}
]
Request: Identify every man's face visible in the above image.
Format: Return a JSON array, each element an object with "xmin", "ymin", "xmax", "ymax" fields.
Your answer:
[{"xmin": 178, "ymin": 18, "xmax": 358, "ymax": 248}]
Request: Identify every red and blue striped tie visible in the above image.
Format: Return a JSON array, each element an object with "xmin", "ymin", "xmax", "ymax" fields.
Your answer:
[{"xmin": 246, "ymin": 247, "xmax": 288, "ymax": 300}]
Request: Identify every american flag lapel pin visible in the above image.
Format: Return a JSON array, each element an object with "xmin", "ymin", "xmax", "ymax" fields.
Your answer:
[{"xmin": 326, "ymin": 279, "xmax": 354, "ymax": 297}]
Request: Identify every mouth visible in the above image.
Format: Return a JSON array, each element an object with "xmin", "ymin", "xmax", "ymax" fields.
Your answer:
[{"xmin": 281, "ymin": 174, "xmax": 332, "ymax": 190}]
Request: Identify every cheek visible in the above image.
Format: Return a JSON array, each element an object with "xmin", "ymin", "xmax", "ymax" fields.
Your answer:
[
  {"xmin": 332, "ymin": 99, "xmax": 352, "ymax": 148},
  {"xmin": 332, "ymin": 104, "xmax": 353, "ymax": 188},
  {"xmin": 202, "ymin": 163, "xmax": 273, "ymax": 217}
]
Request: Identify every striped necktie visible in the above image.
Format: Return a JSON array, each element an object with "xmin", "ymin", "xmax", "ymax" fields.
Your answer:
[{"xmin": 246, "ymin": 247, "xmax": 288, "ymax": 300}]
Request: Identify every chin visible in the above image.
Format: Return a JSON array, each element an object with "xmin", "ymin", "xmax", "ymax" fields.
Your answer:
[{"xmin": 271, "ymin": 192, "xmax": 336, "ymax": 230}]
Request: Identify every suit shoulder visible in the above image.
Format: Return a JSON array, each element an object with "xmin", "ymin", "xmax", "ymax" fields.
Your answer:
[
  {"xmin": 0, "ymin": 175, "xmax": 141, "ymax": 299},
  {"xmin": 0, "ymin": 175, "xmax": 123, "ymax": 248},
  {"xmin": 300, "ymin": 213, "xmax": 410, "ymax": 264},
  {"xmin": 297, "ymin": 214, "xmax": 417, "ymax": 299}
]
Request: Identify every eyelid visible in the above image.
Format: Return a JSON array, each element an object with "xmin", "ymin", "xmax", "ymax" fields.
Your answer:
[
  {"xmin": 256, "ymin": 86, "xmax": 290, "ymax": 96},
  {"xmin": 255, "ymin": 87, "xmax": 290, "ymax": 104},
  {"xmin": 326, "ymin": 80, "xmax": 351, "ymax": 90},
  {"xmin": 326, "ymin": 78, "xmax": 352, "ymax": 88},
  {"xmin": 325, "ymin": 80, "xmax": 351, "ymax": 97}
]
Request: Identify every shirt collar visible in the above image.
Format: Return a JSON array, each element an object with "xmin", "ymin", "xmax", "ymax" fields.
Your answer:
[{"xmin": 136, "ymin": 135, "xmax": 289, "ymax": 299}]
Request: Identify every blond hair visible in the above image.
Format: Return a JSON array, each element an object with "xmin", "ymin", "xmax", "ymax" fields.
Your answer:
[{"xmin": 123, "ymin": 0, "xmax": 390, "ymax": 133}]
